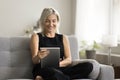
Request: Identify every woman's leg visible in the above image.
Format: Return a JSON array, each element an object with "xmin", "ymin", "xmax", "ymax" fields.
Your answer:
[
  {"xmin": 32, "ymin": 64, "xmax": 42, "ymax": 79},
  {"xmin": 51, "ymin": 68, "xmax": 71, "ymax": 80},
  {"xmin": 62, "ymin": 62, "xmax": 93, "ymax": 79},
  {"xmin": 40, "ymin": 68, "xmax": 70, "ymax": 80},
  {"xmin": 33, "ymin": 64, "xmax": 70, "ymax": 80},
  {"xmin": 32, "ymin": 64, "xmax": 55, "ymax": 80}
]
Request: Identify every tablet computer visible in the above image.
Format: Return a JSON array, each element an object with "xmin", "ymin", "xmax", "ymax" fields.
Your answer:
[{"xmin": 40, "ymin": 47, "xmax": 60, "ymax": 68}]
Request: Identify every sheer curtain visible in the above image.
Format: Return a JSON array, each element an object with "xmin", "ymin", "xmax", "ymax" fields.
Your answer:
[
  {"xmin": 75, "ymin": 0, "xmax": 110, "ymax": 44},
  {"xmin": 113, "ymin": 0, "xmax": 120, "ymax": 41}
]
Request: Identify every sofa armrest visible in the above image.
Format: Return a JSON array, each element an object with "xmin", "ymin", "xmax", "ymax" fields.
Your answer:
[
  {"xmin": 72, "ymin": 59, "xmax": 100, "ymax": 79},
  {"xmin": 97, "ymin": 64, "xmax": 114, "ymax": 80},
  {"xmin": 72, "ymin": 59, "xmax": 114, "ymax": 80}
]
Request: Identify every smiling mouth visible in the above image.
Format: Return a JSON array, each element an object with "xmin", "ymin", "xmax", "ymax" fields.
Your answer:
[{"xmin": 48, "ymin": 26, "xmax": 54, "ymax": 29}]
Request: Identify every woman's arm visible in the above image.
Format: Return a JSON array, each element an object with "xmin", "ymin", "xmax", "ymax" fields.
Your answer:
[
  {"xmin": 60, "ymin": 35, "xmax": 72, "ymax": 67},
  {"xmin": 30, "ymin": 33, "xmax": 49, "ymax": 64},
  {"xmin": 30, "ymin": 33, "xmax": 40, "ymax": 64}
]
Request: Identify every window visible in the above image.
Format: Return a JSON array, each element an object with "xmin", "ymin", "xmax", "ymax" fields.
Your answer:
[
  {"xmin": 113, "ymin": 0, "xmax": 120, "ymax": 41},
  {"xmin": 75, "ymin": 0, "xmax": 120, "ymax": 43}
]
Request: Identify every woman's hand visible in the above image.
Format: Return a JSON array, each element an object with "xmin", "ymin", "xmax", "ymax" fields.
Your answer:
[
  {"xmin": 59, "ymin": 58, "xmax": 71, "ymax": 67},
  {"xmin": 37, "ymin": 49, "xmax": 49, "ymax": 59}
]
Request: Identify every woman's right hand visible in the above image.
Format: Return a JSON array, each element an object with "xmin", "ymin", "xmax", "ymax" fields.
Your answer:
[{"xmin": 37, "ymin": 49, "xmax": 49, "ymax": 59}]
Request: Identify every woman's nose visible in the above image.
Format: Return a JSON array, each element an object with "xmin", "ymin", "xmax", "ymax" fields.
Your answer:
[{"xmin": 49, "ymin": 22, "xmax": 53, "ymax": 26}]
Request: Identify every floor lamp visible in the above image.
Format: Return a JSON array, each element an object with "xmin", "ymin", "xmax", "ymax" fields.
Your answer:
[{"xmin": 102, "ymin": 35, "xmax": 118, "ymax": 65}]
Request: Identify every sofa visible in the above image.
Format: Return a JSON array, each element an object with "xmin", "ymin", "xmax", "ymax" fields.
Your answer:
[{"xmin": 0, "ymin": 35, "xmax": 114, "ymax": 80}]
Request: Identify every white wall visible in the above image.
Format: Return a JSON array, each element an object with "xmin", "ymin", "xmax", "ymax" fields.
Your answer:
[{"xmin": 0, "ymin": 0, "xmax": 73, "ymax": 36}]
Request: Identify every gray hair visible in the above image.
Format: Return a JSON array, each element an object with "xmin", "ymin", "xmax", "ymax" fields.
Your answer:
[{"xmin": 37, "ymin": 8, "xmax": 60, "ymax": 33}]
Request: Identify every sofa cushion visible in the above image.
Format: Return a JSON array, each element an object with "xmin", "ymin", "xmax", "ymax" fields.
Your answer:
[
  {"xmin": 0, "ymin": 67, "xmax": 11, "ymax": 80},
  {"xmin": 10, "ymin": 51, "xmax": 32, "ymax": 67},
  {"xmin": 88, "ymin": 59, "xmax": 100, "ymax": 79},
  {"xmin": 0, "ymin": 51, "xmax": 11, "ymax": 66},
  {"xmin": 0, "ymin": 37, "xmax": 10, "ymax": 51},
  {"xmin": 8, "ymin": 67, "xmax": 33, "ymax": 79},
  {"xmin": 10, "ymin": 37, "xmax": 30, "ymax": 51},
  {"xmin": 68, "ymin": 35, "xmax": 79, "ymax": 60}
]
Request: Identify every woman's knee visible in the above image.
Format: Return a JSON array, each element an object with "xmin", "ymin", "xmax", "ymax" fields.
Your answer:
[
  {"xmin": 85, "ymin": 62, "xmax": 93, "ymax": 73},
  {"xmin": 77, "ymin": 62, "xmax": 93, "ymax": 73}
]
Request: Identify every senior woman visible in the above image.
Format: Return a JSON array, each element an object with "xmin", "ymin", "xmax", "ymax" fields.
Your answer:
[{"xmin": 30, "ymin": 8, "xmax": 93, "ymax": 80}]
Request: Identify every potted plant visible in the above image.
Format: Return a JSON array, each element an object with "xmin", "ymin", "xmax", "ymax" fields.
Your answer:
[{"xmin": 80, "ymin": 40, "xmax": 101, "ymax": 59}]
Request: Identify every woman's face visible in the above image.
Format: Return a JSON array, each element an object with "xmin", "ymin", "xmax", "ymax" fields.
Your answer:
[{"xmin": 43, "ymin": 14, "xmax": 58, "ymax": 33}]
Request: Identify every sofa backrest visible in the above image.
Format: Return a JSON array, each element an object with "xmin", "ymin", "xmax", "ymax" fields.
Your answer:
[
  {"xmin": 0, "ymin": 35, "xmax": 79, "ymax": 79},
  {"xmin": 67, "ymin": 35, "xmax": 79, "ymax": 60},
  {"xmin": 0, "ymin": 37, "xmax": 33, "ymax": 79}
]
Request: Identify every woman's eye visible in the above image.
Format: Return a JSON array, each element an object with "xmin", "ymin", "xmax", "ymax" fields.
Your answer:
[
  {"xmin": 53, "ymin": 20, "xmax": 57, "ymax": 23},
  {"xmin": 45, "ymin": 20, "xmax": 49, "ymax": 23},
  {"xmin": 44, "ymin": 19, "xmax": 57, "ymax": 23}
]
